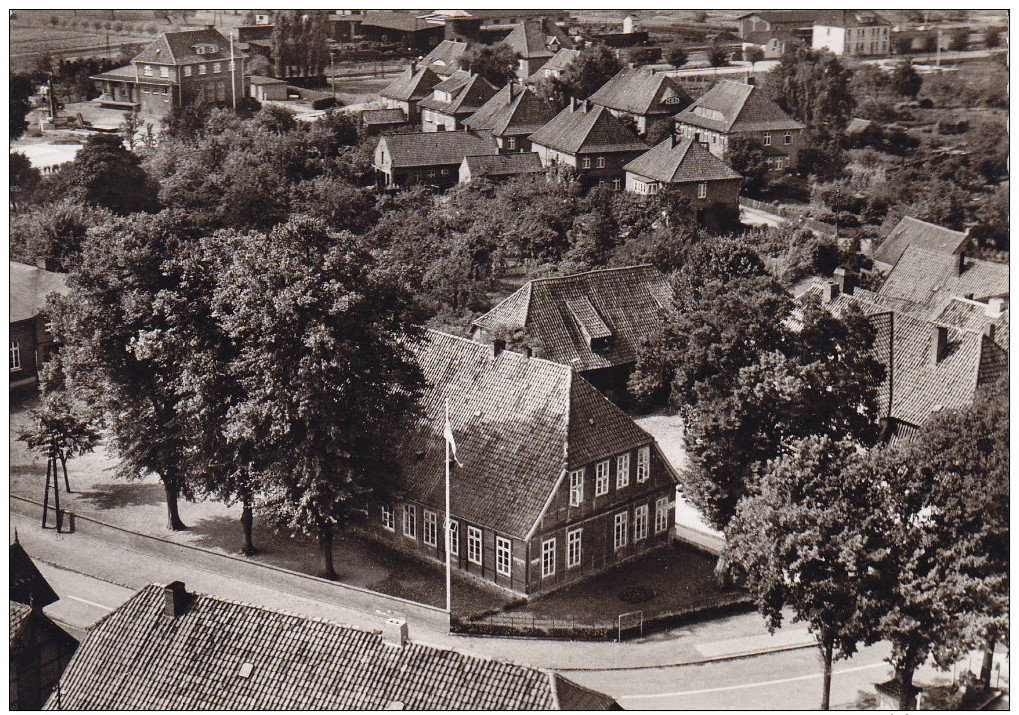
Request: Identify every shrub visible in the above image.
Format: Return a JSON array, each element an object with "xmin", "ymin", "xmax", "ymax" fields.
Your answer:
[{"xmin": 311, "ymin": 96, "xmax": 338, "ymax": 110}]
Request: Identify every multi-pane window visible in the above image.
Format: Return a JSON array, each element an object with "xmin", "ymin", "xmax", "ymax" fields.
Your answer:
[
  {"xmin": 567, "ymin": 528, "xmax": 582, "ymax": 568},
  {"xmin": 637, "ymin": 445, "xmax": 650, "ymax": 482},
  {"xmin": 635, "ymin": 504, "xmax": 649, "ymax": 541},
  {"xmin": 159, "ymin": 66, "xmax": 169, "ymax": 78},
  {"xmin": 697, "ymin": 182, "xmax": 708, "ymax": 199},
  {"xmin": 614, "ymin": 511, "xmax": 629, "ymax": 551},
  {"xmin": 184, "ymin": 66, "xmax": 193, "ymax": 77},
  {"xmin": 423, "ymin": 510, "xmax": 438, "ymax": 547},
  {"xmin": 541, "ymin": 538, "xmax": 556, "ymax": 577},
  {"xmin": 199, "ymin": 64, "xmax": 207, "ymax": 75},
  {"xmin": 655, "ymin": 496, "xmax": 669, "ymax": 534},
  {"xmin": 595, "ymin": 460, "xmax": 610, "ymax": 496},
  {"xmin": 467, "ymin": 526, "xmax": 483, "ymax": 565},
  {"xmin": 506, "ymin": 137, "xmax": 516, "ymax": 150},
  {"xmin": 612, "ymin": 178, "xmax": 621, "ymax": 191},
  {"xmin": 143, "ymin": 65, "xmax": 153, "ymax": 76},
  {"xmin": 596, "ymin": 157, "xmax": 605, "ymax": 168},
  {"xmin": 581, "ymin": 157, "xmax": 591, "ymax": 169},
  {"xmin": 213, "ymin": 62, "xmax": 222, "ymax": 73},
  {"xmin": 616, "ymin": 453, "xmax": 630, "ymax": 489},
  {"xmin": 496, "ymin": 536, "xmax": 512, "ymax": 576},
  {"xmin": 10, "ymin": 341, "xmax": 21, "ymax": 372},
  {"xmin": 784, "ymin": 131, "xmax": 792, "ymax": 145},
  {"xmin": 569, "ymin": 468, "xmax": 584, "ymax": 506},
  {"xmin": 448, "ymin": 520, "xmax": 459, "ymax": 556},
  {"xmin": 403, "ymin": 504, "xmax": 416, "ymax": 538},
  {"xmin": 381, "ymin": 504, "xmax": 394, "ymax": 531},
  {"xmin": 763, "ymin": 132, "xmax": 772, "ymax": 146}
]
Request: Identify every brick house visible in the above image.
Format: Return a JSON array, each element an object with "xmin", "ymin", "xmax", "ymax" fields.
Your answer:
[
  {"xmin": 529, "ymin": 100, "xmax": 648, "ymax": 190},
  {"xmin": 379, "ymin": 64, "xmax": 443, "ymax": 122},
  {"xmin": 812, "ymin": 11, "xmax": 891, "ymax": 57},
  {"xmin": 588, "ymin": 67, "xmax": 692, "ymax": 135},
  {"xmin": 462, "ymin": 83, "xmax": 558, "ymax": 153},
  {"xmin": 471, "ymin": 265, "xmax": 673, "ymax": 403},
  {"xmin": 373, "ymin": 131, "xmax": 498, "ymax": 189},
  {"xmin": 673, "ymin": 79, "xmax": 805, "ymax": 173},
  {"xmin": 623, "ymin": 136, "xmax": 742, "ymax": 230},
  {"xmin": 418, "ymin": 70, "xmax": 499, "ymax": 132},
  {"xmin": 370, "ymin": 331, "xmax": 679, "ymax": 596},
  {"xmin": 737, "ymin": 10, "xmax": 823, "ymax": 40},
  {"xmin": 459, "ymin": 152, "xmax": 545, "ymax": 183},
  {"xmin": 90, "ymin": 28, "xmax": 245, "ymax": 117},
  {"xmin": 10, "ymin": 262, "xmax": 69, "ymax": 391}
]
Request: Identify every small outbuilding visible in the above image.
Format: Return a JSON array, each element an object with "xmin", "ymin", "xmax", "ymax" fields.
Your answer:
[{"xmin": 248, "ymin": 75, "xmax": 288, "ymax": 102}]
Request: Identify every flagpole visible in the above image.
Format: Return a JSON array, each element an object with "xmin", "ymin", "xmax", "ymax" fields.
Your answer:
[{"xmin": 444, "ymin": 398, "xmax": 452, "ymax": 616}]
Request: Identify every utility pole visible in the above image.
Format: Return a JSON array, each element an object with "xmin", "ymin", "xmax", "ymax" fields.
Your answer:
[
  {"xmin": 330, "ymin": 50, "xmax": 336, "ymax": 102},
  {"xmin": 230, "ymin": 32, "xmax": 237, "ymax": 110}
]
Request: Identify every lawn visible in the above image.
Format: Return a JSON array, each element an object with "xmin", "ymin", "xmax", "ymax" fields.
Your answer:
[{"xmin": 501, "ymin": 543, "xmax": 743, "ymax": 625}]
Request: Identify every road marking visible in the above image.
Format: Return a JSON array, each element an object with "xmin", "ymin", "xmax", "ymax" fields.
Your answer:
[
  {"xmin": 65, "ymin": 595, "xmax": 114, "ymax": 612},
  {"xmin": 619, "ymin": 661, "xmax": 889, "ymax": 700}
]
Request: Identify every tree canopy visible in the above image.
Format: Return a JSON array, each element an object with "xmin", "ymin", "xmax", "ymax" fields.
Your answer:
[
  {"xmin": 765, "ymin": 47, "xmax": 855, "ymax": 131},
  {"xmin": 460, "ymin": 43, "xmax": 520, "ymax": 86}
]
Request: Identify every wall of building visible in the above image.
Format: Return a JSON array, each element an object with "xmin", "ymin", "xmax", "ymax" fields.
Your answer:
[
  {"xmin": 421, "ymin": 108, "xmax": 459, "ymax": 132},
  {"xmin": 676, "ymin": 124, "xmax": 801, "ymax": 171}
]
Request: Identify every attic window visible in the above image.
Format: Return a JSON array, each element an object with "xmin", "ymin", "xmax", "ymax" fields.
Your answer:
[
  {"xmin": 565, "ymin": 297, "xmax": 612, "ymax": 350},
  {"xmin": 237, "ymin": 662, "xmax": 254, "ymax": 679},
  {"xmin": 693, "ymin": 106, "xmax": 725, "ymax": 122}
]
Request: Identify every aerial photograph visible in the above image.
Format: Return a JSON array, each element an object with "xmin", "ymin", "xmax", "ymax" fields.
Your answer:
[{"xmin": 8, "ymin": 7, "xmax": 1008, "ymax": 711}]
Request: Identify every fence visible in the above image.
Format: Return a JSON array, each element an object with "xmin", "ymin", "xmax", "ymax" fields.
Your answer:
[{"xmin": 739, "ymin": 197, "xmax": 838, "ymax": 238}]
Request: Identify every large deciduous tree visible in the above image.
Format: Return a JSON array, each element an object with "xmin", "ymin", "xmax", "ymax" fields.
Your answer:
[
  {"xmin": 765, "ymin": 47, "xmax": 855, "ymax": 131},
  {"xmin": 460, "ymin": 43, "xmax": 520, "ymax": 86},
  {"xmin": 723, "ymin": 135, "xmax": 769, "ymax": 196},
  {"xmin": 537, "ymin": 44, "xmax": 621, "ymax": 109},
  {"xmin": 49, "ymin": 133, "xmax": 159, "ymax": 214}
]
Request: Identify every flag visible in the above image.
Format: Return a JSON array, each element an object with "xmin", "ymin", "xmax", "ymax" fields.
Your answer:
[{"xmin": 444, "ymin": 415, "xmax": 462, "ymax": 467}]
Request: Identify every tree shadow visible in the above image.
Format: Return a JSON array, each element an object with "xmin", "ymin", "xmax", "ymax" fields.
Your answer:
[{"xmin": 75, "ymin": 482, "xmax": 167, "ymax": 510}]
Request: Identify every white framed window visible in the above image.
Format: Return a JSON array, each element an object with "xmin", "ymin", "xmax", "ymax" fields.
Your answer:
[
  {"xmin": 403, "ymin": 504, "xmax": 416, "ymax": 538},
  {"xmin": 647, "ymin": 181, "xmax": 659, "ymax": 194},
  {"xmin": 655, "ymin": 496, "xmax": 669, "ymax": 534},
  {"xmin": 159, "ymin": 66, "xmax": 169, "ymax": 78},
  {"xmin": 199, "ymin": 64, "xmax": 207, "ymax": 75},
  {"xmin": 784, "ymin": 131, "xmax": 792, "ymax": 145},
  {"xmin": 381, "ymin": 504, "xmax": 395, "ymax": 531},
  {"xmin": 143, "ymin": 65, "xmax": 153, "ymax": 76},
  {"xmin": 467, "ymin": 526, "xmax": 483, "ymax": 565},
  {"xmin": 496, "ymin": 536, "xmax": 512, "ymax": 576},
  {"xmin": 569, "ymin": 468, "xmax": 584, "ymax": 507},
  {"xmin": 612, "ymin": 178, "xmax": 621, "ymax": 191},
  {"xmin": 635, "ymin": 504, "xmax": 649, "ymax": 541},
  {"xmin": 596, "ymin": 156, "xmax": 605, "ymax": 168},
  {"xmin": 595, "ymin": 460, "xmax": 610, "ymax": 496},
  {"xmin": 213, "ymin": 62, "xmax": 222, "ymax": 73},
  {"xmin": 567, "ymin": 528, "xmax": 582, "ymax": 568},
  {"xmin": 427, "ymin": 169, "xmax": 436, "ymax": 179},
  {"xmin": 184, "ymin": 66, "xmax": 193, "ymax": 77},
  {"xmin": 506, "ymin": 137, "xmax": 516, "ymax": 150},
  {"xmin": 637, "ymin": 445, "xmax": 650, "ymax": 483},
  {"xmin": 616, "ymin": 453, "xmax": 630, "ymax": 489},
  {"xmin": 614, "ymin": 511, "xmax": 629, "ymax": 551},
  {"xmin": 541, "ymin": 537, "xmax": 556, "ymax": 577},
  {"xmin": 440, "ymin": 168, "xmax": 449, "ymax": 176},
  {"xmin": 581, "ymin": 157, "xmax": 591, "ymax": 169},
  {"xmin": 423, "ymin": 509, "xmax": 437, "ymax": 547},
  {"xmin": 448, "ymin": 520, "xmax": 459, "ymax": 556},
  {"xmin": 698, "ymin": 182, "xmax": 708, "ymax": 199},
  {"xmin": 763, "ymin": 132, "xmax": 772, "ymax": 146},
  {"xmin": 10, "ymin": 341, "xmax": 21, "ymax": 372}
]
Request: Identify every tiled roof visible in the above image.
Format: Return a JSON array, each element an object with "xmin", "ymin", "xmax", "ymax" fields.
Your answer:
[
  {"xmin": 529, "ymin": 102, "xmax": 647, "ymax": 155},
  {"xmin": 10, "ymin": 262, "xmax": 69, "ymax": 324},
  {"xmin": 527, "ymin": 48, "xmax": 581, "ymax": 82},
  {"xmin": 816, "ymin": 10, "xmax": 890, "ymax": 27},
  {"xmin": 473, "ymin": 265, "xmax": 673, "ymax": 374},
  {"xmin": 463, "ymin": 83, "xmax": 558, "ymax": 136},
  {"xmin": 247, "ymin": 74, "xmax": 285, "ymax": 86},
  {"xmin": 362, "ymin": 11, "xmax": 433, "ymax": 32},
  {"xmin": 361, "ymin": 108, "xmax": 407, "ymax": 126},
  {"xmin": 47, "ymin": 584, "xmax": 619, "ymax": 710},
  {"xmin": 738, "ymin": 10, "xmax": 827, "ymax": 24},
  {"xmin": 674, "ymin": 80, "xmax": 804, "ymax": 133},
  {"xmin": 418, "ymin": 71, "xmax": 498, "ymax": 115},
  {"xmin": 502, "ymin": 19, "xmax": 558, "ymax": 59},
  {"xmin": 89, "ymin": 64, "xmax": 137, "ymax": 82},
  {"xmin": 380, "ymin": 65, "xmax": 443, "ymax": 102},
  {"xmin": 462, "ymin": 152, "xmax": 545, "ymax": 178},
  {"xmin": 878, "ymin": 245, "xmax": 1009, "ymax": 312},
  {"xmin": 624, "ymin": 137, "xmax": 742, "ymax": 184},
  {"xmin": 10, "ymin": 601, "xmax": 32, "ymax": 648},
  {"xmin": 133, "ymin": 28, "xmax": 242, "ymax": 65},
  {"xmin": 588, "ymin": 67, "xmax": 692, "ymax": 117},
  {"xmin": 421, "ymin": 39, "xmax": 468, "ymax": 75},
  {"xmin": 874, "ymin": 216, "xmax": 969, "ymax": 268},
  {"xmin": 377, "ymin": 131, "xmax": 498, "ymax": 168},
  {"xmin": 10, "ymin": 542, "xmax": 60, "ymax": 609},
  {"xmin": 398, "ymin": 331, "xmax": 658, "ymax": 538}
]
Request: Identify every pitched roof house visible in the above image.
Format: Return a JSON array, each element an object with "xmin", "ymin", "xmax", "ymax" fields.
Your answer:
[
  {"xmin": 10, "ymin": 261, "xmax": 69, "ymax": 390},
  {"xmin": 418, "ymin": 70, "xmax": 499, "ymax": 132},
  {"xmin": 46, "ymin": 582, "xmax": 620, "ymax": 709},
  {"xmin": 459, "ymin": 152, "xmax": 545, "ymax": 183},
  {"xmin": 502, "ymin": 18, "xmax": 571, "ymax": 80},
  {"xmin": 373, "ymin": 331, "xmax": 680, "ymax": 594},
  {"xmin": 527, "ymin": 47, "xmax": 581, "ymax": 84},
  {"xmin": 623, "ymin": 137, "xmax": 742, "ymax": 230},
  {"xmin": 472, "ymin": 266, "xmax": 672, "ymax": 400},
  {"xmin": 359, "ymin": 11, "xmax": 443, "ymax": 50},
  {"xmin": 812, "ymin": 11, "xmax": 891, "ymax": 57},
  {"xmin": 588, "ymin": 67, "xmax": 692, "ymax": 134},
  {"xmin": 673, "ymin": 80, "xmax": 805, "ymax": 172},
  {"xmin": 530, "ymin": 100, "xmax": 648, "ymax": 189},
  {"xmin": 420, "ymin": 39, "xmax": 469, "ymax": 76},
  {"xmin": 463, "ymin": 83, "xmax": 558, "ymax": 152},
  {"xmin": 10, "ymin": 541, "xmax": 59, "ymax": 609},
  {"xmin": 373, "ymin": 131, "xmax": 498, "ymax": 189},
  {"xmin": 878, "ymin": 245, "xmax": 1009, "ymax": 316},
  {"xmin": 873, "ymin": 216, "xmax": 970, "ymax": 272},
  {"xmin": 379, "ymin": 64, "xmax": 444, "ymax": 121}
]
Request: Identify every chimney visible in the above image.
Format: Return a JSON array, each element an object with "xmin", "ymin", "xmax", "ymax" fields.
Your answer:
[
  {"xmin": 582, "ymin": 99, "xmax": 590, "ymax": 112},
  {"xmin": 930, "ymin": 326, "xmax": 949, "ymax": 365},
  {"xmin": 163, "ymin": 581, "xmax": 189, "ymax": 618},
  {"xmin": 957, "ymin": 251, "xmax": 966, "ymax": 276},
  {"xmin": 985, "ymin": 297, "xmax": 1005, "ymax": 318},
  {"xmin": 570, "ymin": 96, "xmax": 577, "ymax": 111},
  {"xmin": 491, "ymin": 339, "xmax": 506, "ymax": 358},
  {"xmin": 822, "ymin": 281, "xmax": 840, "ymax": 303},
  {"xmin": 382, "ymin": 618, "xmax": 408, "ymax": 648},
  {"xmin": 983, "ymin": 323, "xmax": 996, "ymax": 341},
  {"xmin": 833, "ymin": 267, "xmax": 855, "ymax": 296},
  {"xmin": 410, "ymin": 59, "xmax": 417, "ymax": 73},
  {"xmin": 524, "ymin": 345, "xmax": 533, "ymax": 359},
  {"xmin": 507, "ymin": 81, "xmax": 514, "ymax": 103},
  {"xmin": 670, "ymin": 133, "xmax": 678, "ymax": 148}
]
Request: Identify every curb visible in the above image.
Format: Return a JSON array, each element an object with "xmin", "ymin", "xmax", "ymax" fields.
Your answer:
[{"xmin": 552, "ymin": 641, "xmax": 818, "ymax": 673}]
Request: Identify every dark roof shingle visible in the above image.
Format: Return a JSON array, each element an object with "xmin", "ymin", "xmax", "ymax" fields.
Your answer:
[
  {"xmin": 588, "ymin": 67, "xmax": 692, "ymax": 117},
  {"xmin": 462, "ymin": 152, "xmax": 545, "ymax": 178},
  {"xmin": 623, "ymin": 137, "xmax": 742, "ymax": 183},
  {"xmin": 380, "ymin": 65, "xmax": 443, "ymax": 102},
  {"xmin": 529, "ymin": 102, "xmax": 647, "ymax": 155},
  {"xmin": 874, "ymin": 216, "xmax": 970, "ymax": 268},
  {"xmin": 418, "ymin": 70, "xmax": 499, "ymax": 115},
  {"xmin": 464, "ymin": 84, "xmax": 558, "ymax": 136},
  {"xmin": 10, "ymin": 542, "xmax": 59, "ymax": 609},
  {"xmin": 878, "ymin": 245, "xmax": 1009, "ymax": 312},
  {"xmin": 133, "ymin": 28, "xmax": 242, "ymax": 65},
  {"xmin": 377, "ymin": 131, "xmax": 498, "ymax": 168},
  {"xmin": 674, "ymin": 80, "xmax": 804, "ymax": 133}
]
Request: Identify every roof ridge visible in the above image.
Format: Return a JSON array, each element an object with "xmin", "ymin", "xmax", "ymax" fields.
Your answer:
[
  {"xmin": 422, "ymin": 327, "xmax": 570, "ymax": 373},
  {"xmin": 900, "ymin": 215, "xmax": 967, "ymax": 234},
  {"xmin": 527, "ymin": 264, "xmax": 655, "ymax": 284},
  {"xmin": 547, "ymin": 670, "xmax": 562, "ymax": 710}
]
